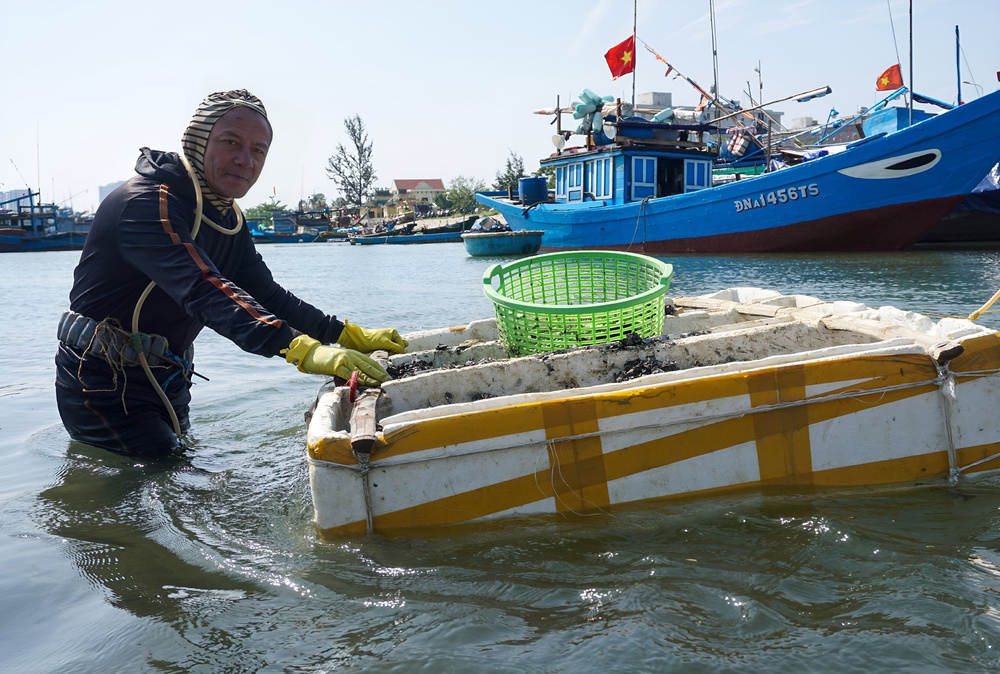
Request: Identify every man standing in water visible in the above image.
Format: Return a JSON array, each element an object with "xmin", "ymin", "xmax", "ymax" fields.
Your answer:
[{"xmin": 55, "ymin": 89, "xmax": 407, "ymax": 458}]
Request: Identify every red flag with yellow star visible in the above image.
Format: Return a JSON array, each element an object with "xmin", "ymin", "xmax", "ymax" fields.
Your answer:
[
  {"xmin": 604, "ymin": 35, "xmax": 636, "ymax": 81},
  {"xmin": 876, "ymin": 63, "xmax": 903, "ymax": 91}
]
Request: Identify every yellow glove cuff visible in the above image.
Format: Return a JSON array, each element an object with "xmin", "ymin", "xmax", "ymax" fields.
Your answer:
[
  {"xmin": 337, "ymin": 322, "xmax": 363, "ymax": 352},
  {"xmin": 282, "ymin": 335, "xmax": 320, "ymax": 372},
  {"xmin": 338, "ymin": 320, "xmax": 409, "ymax": 355}
]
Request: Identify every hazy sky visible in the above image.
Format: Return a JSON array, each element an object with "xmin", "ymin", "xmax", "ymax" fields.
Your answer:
[{"xmin": 3, "ymin": 0, "xmax": 996, "ymax": 213}]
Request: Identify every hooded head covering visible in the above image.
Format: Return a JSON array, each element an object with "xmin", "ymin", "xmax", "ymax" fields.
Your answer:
[{"xmin": 181, "ymin": 89, "xmax": 270, "ymax": 215}]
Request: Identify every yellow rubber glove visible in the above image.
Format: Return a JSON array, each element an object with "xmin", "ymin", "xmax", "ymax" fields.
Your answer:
[
  {"xmin": 282, "ymin": 335, "xmax": 390, "ymax": 387},
  {"xmin": 337, "ymin": 320, "xmax": 409, "ymax": 355}
]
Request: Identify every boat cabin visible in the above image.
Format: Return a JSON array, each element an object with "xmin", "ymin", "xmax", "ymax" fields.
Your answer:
[{"xmin": 544, "ymin": 119, "xmax": 716, "ymax": 205}]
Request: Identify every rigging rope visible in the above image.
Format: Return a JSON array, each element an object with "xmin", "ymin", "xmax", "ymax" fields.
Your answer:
[{"xmin": 968, "ymin": 287, "xmax": 1000, "ymax": 322}]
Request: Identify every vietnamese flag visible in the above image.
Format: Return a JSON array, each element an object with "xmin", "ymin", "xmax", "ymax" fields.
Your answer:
[
  {"xmin": 604, "ymin": 35, "xmax": 636, "ymax": 80},
  {"xmin": 876, "ymin": 63, "xmax": 903, "ymax": 91}
]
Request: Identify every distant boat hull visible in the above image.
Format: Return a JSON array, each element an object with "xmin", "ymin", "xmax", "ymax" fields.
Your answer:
[
  {"xmin": 19, "ymin": 231, "xmax": 89, "ymax": 252},
  {"xmin": 919, "ymin": 163, "xmax": 1000, "ymax": 247},
  {"xmin": 0, "ymin": 229, "xmax": 87, "ymax": 253},
  {"xmin": 254, "ymin": 231, "xmax": 319, "ymax": 244},
  {"xmin": 349, "ymin": 230, "xmax": 464, "ymax": 245},
  {"xmin": 461, "ymin": 230, "xmax": 545, "ymax": 256}
]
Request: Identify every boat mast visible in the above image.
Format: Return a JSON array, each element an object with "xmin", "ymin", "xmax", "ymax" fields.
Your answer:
[
  {"xmin": 908, "ymin": 0, "xmax": 913, "ymax": 125},
  {"xmin": 36, "ymin": 121, "xmax": 40, "ymax": 203},
  {"xmin": 955, "ymin": 25, "xmax": 962, "ymax": 104}
]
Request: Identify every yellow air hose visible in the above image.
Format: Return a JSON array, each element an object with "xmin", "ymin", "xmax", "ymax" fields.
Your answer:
[{"xmin": 131, "ymin": 154, "xmax": 245, "ymax": 439}]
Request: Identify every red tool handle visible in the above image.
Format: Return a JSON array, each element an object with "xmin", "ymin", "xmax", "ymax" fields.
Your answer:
[{"xmin": 348, "ymin": 370, "xmax": 359, "ymax": 403}]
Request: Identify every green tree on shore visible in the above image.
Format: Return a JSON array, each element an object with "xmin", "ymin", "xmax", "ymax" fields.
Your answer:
[
  {"xmin": 444, "ymin": 176, "xmax": 487, "ymax": 214},
  {"xmin": 245, "ymin": 196, "xmax": 287, "ymax": 220},
  {"xmin": 325, "ymin": 115, "xmax": 377, "ymax": 207},
  {"xmin": 299, "ymin": 193, "xmax": 329, "ymax": 211},
  {"xmin": 493, "ymin": 151, "xmax": 525, "ymax": 192}
]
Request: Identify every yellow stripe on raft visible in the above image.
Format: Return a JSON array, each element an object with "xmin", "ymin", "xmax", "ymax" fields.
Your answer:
[
  {"xmin": 314, "ymin": 344, "xmax": 1000, "ymax": 534},
  {"xmin": 542, "ymin": 398, "xmax": 611, "ymax": 513},
  {"xmin": 748, "ymin": 362, "xmax": 812, "ymax": 482},
  {"xmin": 374, "ymin": 352, "xmax": 941, "ymax": 460}
]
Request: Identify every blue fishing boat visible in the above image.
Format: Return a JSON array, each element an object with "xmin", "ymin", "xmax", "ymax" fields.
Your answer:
[
  {"xmin": 251, "ymin": 212, "xmax": 320, "ymax": 243},
  {"xmin": 0, "ymin": 190, "xmax": 90, "ymax": 253},
  {"xmin": 716, "ymin": 87, "xmax": 1000, "ymax": 247},
  {"xmin": 475, "ymin": 89, "xmax": 1000, "ymax": 253}
]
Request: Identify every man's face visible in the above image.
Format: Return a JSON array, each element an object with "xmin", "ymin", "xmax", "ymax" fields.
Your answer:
[{"xmin": 203, "ymin": 107, "xmax": 272, "ymax": 199}]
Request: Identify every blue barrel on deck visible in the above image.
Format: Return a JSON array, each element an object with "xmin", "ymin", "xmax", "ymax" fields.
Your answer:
[{"xmin": 518, "ymin": 177, "xmax": 548, "ymax": 206}]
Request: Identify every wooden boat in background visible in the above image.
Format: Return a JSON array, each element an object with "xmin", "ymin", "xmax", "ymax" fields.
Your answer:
[
  {"xmin": 349, "ymin": 214, "xmax": 475, "ymax": 245},
  {"xmin": 306, "ymin": 287, "xmax": 1000, "ymax": 536}
]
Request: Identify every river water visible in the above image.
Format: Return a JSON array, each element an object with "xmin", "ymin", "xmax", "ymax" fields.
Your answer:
[{"xmin": 5, "ymin": 242, "xmax": 1000, "ymax": 672}]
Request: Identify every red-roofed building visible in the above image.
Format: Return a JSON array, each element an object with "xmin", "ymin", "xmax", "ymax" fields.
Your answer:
[{"xmin": 391, "ymin": 179, "xmax": 446, "ymax": 206}]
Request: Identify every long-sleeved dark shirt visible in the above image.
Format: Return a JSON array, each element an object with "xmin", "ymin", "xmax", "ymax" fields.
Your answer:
[{"xmin": 69, "ymin": 148, "xmax": 343, "ymax": 357}]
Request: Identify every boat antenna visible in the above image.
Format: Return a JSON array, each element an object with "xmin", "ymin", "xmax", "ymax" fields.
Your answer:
[
  {"xmin": 10, "ymin": 158, "xmax": 31, "ymax": 192},
  {"xmin": 710, "ymin": 0, "xmax": 720, "ymax": 109},
  {"xmin": 885, "ymin": 0, "xmax": 909, "ymax": 111},
  {"xmin": 754, "ymin": 61, "xmax": 763, "ymax": 121},
  {"xmin": 59, "ymin": 188, "xmax": 88, "ymax": 207},
  {"xmin": 708, "ymin": 0, "xmax": 723, "ymax": 148},
  {"xmin": 631, "ymin": 0, "xmax": 637, "ymax": 108}
]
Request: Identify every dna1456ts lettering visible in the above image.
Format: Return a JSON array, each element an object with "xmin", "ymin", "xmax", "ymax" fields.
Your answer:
[{"xmin": 734, "ymin": 184, "xmax": 820, "ymax": 212}]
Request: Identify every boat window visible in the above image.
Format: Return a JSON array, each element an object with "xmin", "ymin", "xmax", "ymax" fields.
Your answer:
[
  {"xmin": 590, "ymin": 158, "xmax": 612, "ymax": 199},
  {"xmin": 656, "ymin": 158, "xmax": 682, "ymax": 196},
  {"xmin": 566, "ymin": 163, "xmax": 584, "ymax": 202},
  {"xmin": 684, "ymin": 159, "xmax": 711, "ymax": 192},
  {"xmin": 583, "ymin": 159, "xmax": 611, "ymax": 201},
  {"xmin": 554, "ymin": 158, "xmax": 613, "ymax": 202},
  {"xmin": 556, "ymin": 166, "xmax": 567, "ymax": 200},
  {"xmin": 631, "ymin": 157, "xmax": 656, "ymax": 200}
]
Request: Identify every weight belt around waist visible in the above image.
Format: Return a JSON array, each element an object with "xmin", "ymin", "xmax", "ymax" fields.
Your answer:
[{"xmin": 57, "ymin": 310, "xmax": 193, "ymax": 368}]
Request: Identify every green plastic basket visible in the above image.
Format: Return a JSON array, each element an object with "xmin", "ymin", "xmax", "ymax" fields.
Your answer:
[{"xmin": 483, "ymin": 250, "xmax": 674, "ymax": 356}]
